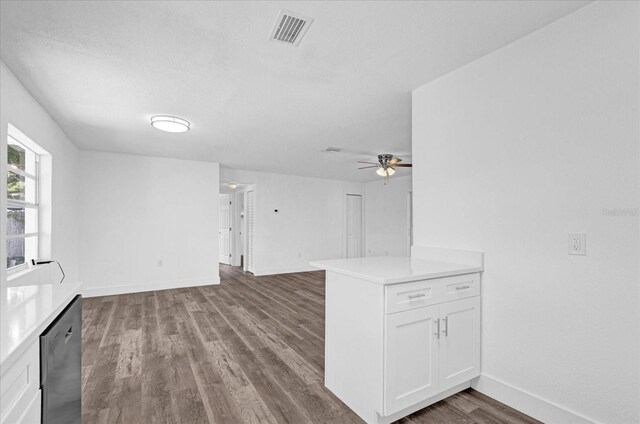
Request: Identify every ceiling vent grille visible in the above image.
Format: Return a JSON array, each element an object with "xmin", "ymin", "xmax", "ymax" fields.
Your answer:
[{"xmin": 269, "ymin": 10, "xmax": 314, "ymax": 47}]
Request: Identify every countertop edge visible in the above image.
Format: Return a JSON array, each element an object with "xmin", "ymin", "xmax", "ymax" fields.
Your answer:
[
  {"xmin": 309, "ymin": 261, "xmax": 483, "ymax": 285},
  {"xmin": 0, "ymin": 280, "xmax": 83, "ymax": 375}
]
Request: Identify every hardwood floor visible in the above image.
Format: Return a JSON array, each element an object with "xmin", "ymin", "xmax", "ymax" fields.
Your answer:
[{"xmin": 82, "ymin": 265, "xmax": 540, "ymax": 424}]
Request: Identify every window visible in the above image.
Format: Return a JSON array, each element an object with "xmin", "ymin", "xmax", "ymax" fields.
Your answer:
[{"xmin": 6, "ymin": 131, "xmax": 40, "ymax": 271}]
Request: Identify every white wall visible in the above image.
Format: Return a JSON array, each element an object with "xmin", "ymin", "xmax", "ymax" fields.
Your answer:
[
  {"xmin": 1, "ymin": 61, "xmax": 80, "ymax": 287},
  {"xmin": 221, "ymin": 168, "xmax": 364, "ymax": 275},
  {"xmin": 365, "ymin": 175, "xmax": 412, "ymax": 257},
  {"xmin": 412, "ymin": 2, "xmax": 639, "ymax": 423},
  {"xmin": 80, "ymin": 151, "xmax": 219, "ymax": 296}
]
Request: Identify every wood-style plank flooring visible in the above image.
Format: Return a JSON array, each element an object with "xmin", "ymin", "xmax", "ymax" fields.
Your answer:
[{"xmin": 82, "ymin": 265, "xmax": 541, "ymax": 424}]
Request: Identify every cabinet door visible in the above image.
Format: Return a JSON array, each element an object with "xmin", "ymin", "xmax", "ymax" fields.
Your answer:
[
  {"xmin": 384, "ymin": 305, "xmax": 439, "ymax": 415},
  {"xmin": 438, "ymin": 296, "xmax": 481, "ymax": 392}
]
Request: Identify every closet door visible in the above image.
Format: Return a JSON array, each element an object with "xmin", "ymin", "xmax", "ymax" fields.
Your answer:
[{"xmin": 345, "ymin": 194, "xmax": 363, "ymax": 258}]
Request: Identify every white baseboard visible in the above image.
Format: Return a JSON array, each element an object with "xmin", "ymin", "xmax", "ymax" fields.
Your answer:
[
  {"xmin": 253, "ymin": 265, "xmax": 320, "ymax": 276},
  {"xmin": 472, "ymin": 373, "xmax": 597, "ymax": 424},
  {"xmin": 82, "ymin": 275, "xmax": 221, "ymax": 297}
]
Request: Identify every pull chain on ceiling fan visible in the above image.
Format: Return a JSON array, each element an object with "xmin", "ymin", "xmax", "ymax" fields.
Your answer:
[{"xmin": 358, "ymin": 154, "xmax": 412, "ymax": 184}]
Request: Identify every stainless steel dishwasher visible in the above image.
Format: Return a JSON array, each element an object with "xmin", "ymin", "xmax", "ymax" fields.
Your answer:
[{"xmin": 40, "ymin": 295, "xmax": 82, "ymax": 424}]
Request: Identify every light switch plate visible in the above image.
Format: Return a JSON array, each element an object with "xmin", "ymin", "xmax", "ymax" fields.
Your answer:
[{"xmin": 568, "ymin": 233, "xmax": 586, "ymax": 255}]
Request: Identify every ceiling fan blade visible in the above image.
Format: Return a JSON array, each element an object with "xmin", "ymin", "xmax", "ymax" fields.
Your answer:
[
  {"xmin": 394, "ymin": 164, "xmax": 412, "ymax": 167},
  {"xmin": 357, "ymin": 161, "xmax": 378, "ymax": 165},
  {"xmin": 358, "ymin": 165, "xmax": 379, "ymax": 169}
]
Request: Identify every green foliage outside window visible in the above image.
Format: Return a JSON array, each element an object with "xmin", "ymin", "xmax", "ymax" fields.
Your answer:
[{"xmin": 7, "ymin": 144, "xmax": 25, "ymax": 200}]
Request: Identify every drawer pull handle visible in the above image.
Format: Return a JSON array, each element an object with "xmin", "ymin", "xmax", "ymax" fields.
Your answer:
[
  {"xmin": 408, "ymin": 293, "xmax": 426, "ymax": 300},
  {"xmin": 455, "ymin": 285, "xmax": 471, "ymax": 291},
  {"xmin": 434, "ymin": 319, "xmax": 440, "ymax": 339}
]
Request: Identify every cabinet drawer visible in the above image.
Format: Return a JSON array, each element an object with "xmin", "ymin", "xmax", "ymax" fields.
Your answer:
[
  {"xmin": 1, "ymin": 340, "xmax": 40, "ymax": 424},
  {"xmin": 385, "ymin": 279, "xmax": 441, "ymax": 314},
  {"xmin": 440, "ymin": 273, "xmax": 480, "ymax": 303},
  {"xmin": 385, "ymin": 273, "xmax": 481, "ymax": 314}
]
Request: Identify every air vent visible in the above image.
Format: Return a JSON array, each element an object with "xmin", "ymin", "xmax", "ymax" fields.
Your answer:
[
  {"xmin": 322, "ymin": 147, "xmax": 342, "ymax": 153},
  {"xmin": 269, "ymin": 10, "xmax": 314, "ymax": 47}
]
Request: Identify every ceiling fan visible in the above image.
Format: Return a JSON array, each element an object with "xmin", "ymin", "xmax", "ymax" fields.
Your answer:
[{"xmin": 358, "ymin": 154, "xmax": 412, "ymax": 184}]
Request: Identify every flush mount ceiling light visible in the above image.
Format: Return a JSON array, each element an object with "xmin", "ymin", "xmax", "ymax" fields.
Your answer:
[
  {"xmin": 150, "ymin": 115, "xmax": 190, "ymax": 133},
  {"xmin": 228, "ymin": 182, "xmax": 238, "ymax": 189}
]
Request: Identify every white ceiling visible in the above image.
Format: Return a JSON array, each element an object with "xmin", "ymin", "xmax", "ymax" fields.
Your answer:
[{"xmin": 0, "ymin": 1, "xmax": 589, "ymax": 182}]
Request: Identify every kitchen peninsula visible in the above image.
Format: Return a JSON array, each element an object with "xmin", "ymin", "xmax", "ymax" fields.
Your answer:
[{"xmin": 311, "ymin": 249, "xmax": 483, "ymax": 424}]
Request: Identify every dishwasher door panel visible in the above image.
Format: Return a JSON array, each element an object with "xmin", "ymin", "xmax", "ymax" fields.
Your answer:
[{"xmin": 40, "ymin": 295, "xmax": 82, "ymax": 424}]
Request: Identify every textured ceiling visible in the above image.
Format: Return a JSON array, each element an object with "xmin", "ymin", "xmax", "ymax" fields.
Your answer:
[{"xmin": 0, "ymin": 1, "xmax": 589, "ymax": 181}]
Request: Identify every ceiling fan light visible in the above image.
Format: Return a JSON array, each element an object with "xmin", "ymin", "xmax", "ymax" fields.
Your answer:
[
  {"xmin": 151, "ymin": 115, "xmax": 190, "ymax": 133},
  {"xmin": 377, "ymin": 167, "xmax": 396, "ymax": 177}
]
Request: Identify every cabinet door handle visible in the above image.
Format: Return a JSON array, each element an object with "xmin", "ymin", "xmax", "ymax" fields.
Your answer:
[
  {"xmin": 65, "ymin": 327, "xmax": 73, "ymax": 343},
  {"xmin": 408, "ymin": 293, "xmax": 426, "ymax": 300},
  {"xmin": 443, "ymin": 316, "xmax": 448, "ymax": 337},
  {"xmin": 434, "ymin": 319, "xmax": 440, "ymax": 339},
  {"xmin": 455, "ymin": 285, "xmax": 471, "ymax": 290}
]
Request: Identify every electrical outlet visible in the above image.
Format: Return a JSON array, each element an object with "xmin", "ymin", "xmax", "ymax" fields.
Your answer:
[{"xmin": 568, "ymin": 233, "xmax": 586, "ymax": 255}]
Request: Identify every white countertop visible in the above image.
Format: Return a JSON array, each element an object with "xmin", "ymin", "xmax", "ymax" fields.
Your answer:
[
  {"xmin": 1, "ymin": 264, "xmax": 82, "ymax": 374},
  {"xmin": 309, "ymin": 256, "xmax": 483, "ymax": 285}
]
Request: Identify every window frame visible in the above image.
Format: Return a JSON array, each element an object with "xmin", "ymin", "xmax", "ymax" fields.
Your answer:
[{"xmin": 6, "ymin": 133, "xmax": 40, "ymax": 274}]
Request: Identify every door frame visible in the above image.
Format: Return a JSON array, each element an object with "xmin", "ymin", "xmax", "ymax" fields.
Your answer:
[
  {"xmin": 244, "ymin": 185, "xmax": 257, "ymax": 273},
  {"xmin": 344, "ymin": 192, "xmax": 365, "ymax": 258}
]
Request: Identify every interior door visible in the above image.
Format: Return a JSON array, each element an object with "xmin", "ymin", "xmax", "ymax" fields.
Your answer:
[
  {"xmin": 245, "ymin": 189, "xmax": 255, "ymax": 274},
  {"xmin": 384, "ymin": 304, "xmax": 440, "ymax": 415},
  {"xmin": 219, "ymin": 194, "xmax": 231, "ymax": 265},
  {"xmin": 438, "ymin": 296, "xmax": 481, "ymax": 392},
  {"xmin": 237, "ymin": 192, "xmax": 244, "ymax": 267},
  {"xmin": 345, "ymin": 194, "xmax": 363, "ymax": 258}
]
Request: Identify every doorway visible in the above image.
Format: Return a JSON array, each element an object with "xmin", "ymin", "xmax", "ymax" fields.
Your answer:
[
  {"xmin": 218, "ymin": 182, "xmax": 256, "ymax": 273},
  {"xmin": 345, "ymin": 194, "xmax": 363, "ymax": 258},
  {"xmin": 219, "ymin": 194, "xmax": 231, "ymax": 265},
  {"xmin": 219, "ymin": 182, "xmax": 256, "ymax": 274}
]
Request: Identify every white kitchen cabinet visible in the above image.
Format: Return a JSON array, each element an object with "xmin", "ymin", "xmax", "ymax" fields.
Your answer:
[
  {"xmin": 384, "ymin": 296, "xmax": 480, "ymax": 416},
  {"xmin": 438, "ymin": 296, "xmax": 481, "ymax": 392},
  {"xmin": 384, "ymin": 305, "xmax": 440, "ymax": 415},
  {"xmin": 0, "ymin": 339, "xmax": 40, "ymax": 424},
  {"xmin": 311, "ymin": 255, "xmax": 484, "ymax": 424},
  {"xmin": 2, "ymin": 265, "xmax": 83, "ymax": 424}
]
